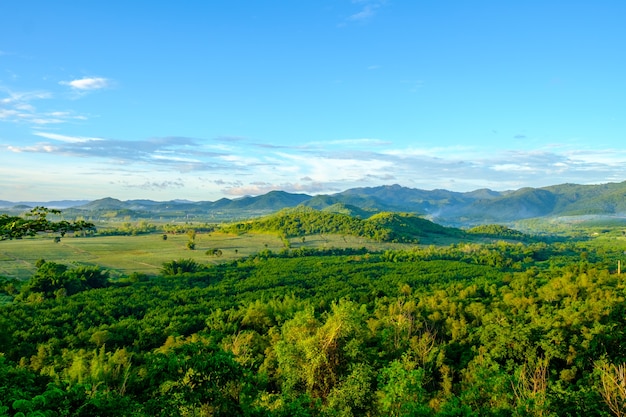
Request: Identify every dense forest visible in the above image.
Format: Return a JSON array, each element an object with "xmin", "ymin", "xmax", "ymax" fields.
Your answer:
[
  {"xmin": 220, "ymin": 207, "xmax": 461, "ymax": 243},
  {"xmin": 1, "ymin": 209, "xmax": 626, "ymax": 416}
]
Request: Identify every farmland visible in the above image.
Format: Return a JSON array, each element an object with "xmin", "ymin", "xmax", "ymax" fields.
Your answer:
[
  {"xmin": 2, "ymin": 207, "xmax": 626, "ymax": 416},
  {"xmin": 0, "ymin": 231, "xmax": 408, "ymax": 280}
]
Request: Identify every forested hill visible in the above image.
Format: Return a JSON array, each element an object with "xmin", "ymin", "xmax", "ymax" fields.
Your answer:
[
  {"xmin": 3, "ymin": 180, "xmax": 626, "ymax": 225},
  {"xmin": 220, "ymin": 207, "xmax": 462, "ymax": 243},
  {"xmin": 326, "ymin": 181, "xmax": 626, "ymax": 224}
]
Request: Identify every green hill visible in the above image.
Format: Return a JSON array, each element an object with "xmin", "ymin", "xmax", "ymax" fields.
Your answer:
[
  {"xmin": 466, "ymin": 224, "xmax": 529, "ymax": 240},
  {"xmin": 221, "ymin": 207, "xmax": 461, "ymax": 243},
  {"xmin": 363, "ymin": 212, "xmax": 460, "ymax": 242},
  {"xmin": 7, "ymin": 181, "xmax": 626, "ymax": 226},
  {"xmin": 320, "ymin": 202, "xmax": 374, "ymax": 219}
]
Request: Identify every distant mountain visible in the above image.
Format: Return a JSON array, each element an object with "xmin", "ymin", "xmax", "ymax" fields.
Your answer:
[
  {"xmin": 0, "ymin": 200, "xmax": 90, "ymax": 209},
  {"xmin": 329, "ymin": 181, "xmax": 626, "ymax": 225},
  {"xmin": 331, "ymin": 184, "xmax": 495, "ymax": 215},
  {"xmin": 79, "ymin": 197, "xmax": 127, "ymax": 210},
  {"xmin": 2, "ymin": 181, "xmax": 625, "ymax": 226},
  {"xmin": 447, "ymin": 187, "xmax": 558, "ymax": 223},
  {"xmin": 222, "ymin": 190, "xmax": 310, "ymax": 211},
  {"xmin": 452, "ymin": 182, "xmax": 626, "ymax": 223}
]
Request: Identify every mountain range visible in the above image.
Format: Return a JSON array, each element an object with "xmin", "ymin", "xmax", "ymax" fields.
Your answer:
[{"xmin": 2, "ymin": 181, "xmax": 626, "ymax": 226}]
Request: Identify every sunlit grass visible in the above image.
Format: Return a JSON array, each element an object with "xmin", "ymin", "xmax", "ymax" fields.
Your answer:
[{"xmin": 0, "ymin": 231, "xmax": 424, "ymax": 280}]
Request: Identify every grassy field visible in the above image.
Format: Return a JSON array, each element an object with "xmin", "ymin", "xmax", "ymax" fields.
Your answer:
[{"xmin": 0, "ymin": 232, "xmax": 412, "ymax": 280}]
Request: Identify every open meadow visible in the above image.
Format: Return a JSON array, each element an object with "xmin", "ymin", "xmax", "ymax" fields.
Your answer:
[{"xmin": 0, "ymin": 231, "xmax": 412, "ymax": 280}]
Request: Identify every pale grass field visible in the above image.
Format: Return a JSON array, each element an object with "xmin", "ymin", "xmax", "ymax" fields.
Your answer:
[{"xmin": 0, "ymin": 232, "xmax": 409, "ymax": 280}]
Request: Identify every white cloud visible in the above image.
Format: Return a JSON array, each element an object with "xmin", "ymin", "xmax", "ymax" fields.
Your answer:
[
  {"xmin": 383, "ymin": 145, "xmax": 477, "ymax": 159},
  {"xmin": 30, "ymin": 118, "xmax": 65, "ymax": 125},
  {"xmin": 33, "ymin": 131, "xmax": 102, "ymax": 143},
  {"xmin": 566, "ymin": 149, "xmax": 626, "ymax": 166},
  {"xmin": 0, "ymin": 109, "xmax": 20, "ymax": 119},
  {"xmin": 8, "ymin": 144, "xmax": 57, "ymax": 153},
  {"xmin": 1, "ymin": 89, "xmax": 52, "ymax": 105},
  {"xmin": 60, "ymin": 77, "xmax": 110, "ymax": 91},
  {"xmin": 492, "ymin": 164, "xmax": 534, "ymax": 172},
  {"xmin": 4, "ymin": 129, "xmax": 626, "ymax": 201},
  {"xmin": 309, "ymin": 138, "xmax": 392, "ymax": 147},
  {"xmin": 124, "ymin": 180, "xmax": 185, "ymax": 191},
  {"xmin": 223, "ymin": 181, "xmax": 335, "ymax": 196},
  {"xmin": 0, "ymin": 87, "xmax": 87, "ymax": 125},
  {"xmin": 152, "ymin": 153, "xmax": 202, "ymax": 163}
]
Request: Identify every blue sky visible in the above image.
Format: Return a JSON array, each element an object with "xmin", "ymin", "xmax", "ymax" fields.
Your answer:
[{"xmin": 2, "ymin": 1, "xmax": 626, "ymax": 202}]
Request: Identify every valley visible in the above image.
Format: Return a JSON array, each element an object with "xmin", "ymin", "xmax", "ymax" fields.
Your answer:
[{"xmin": 1, "ymin": 189, "xmax": 626, "ymax": 416}]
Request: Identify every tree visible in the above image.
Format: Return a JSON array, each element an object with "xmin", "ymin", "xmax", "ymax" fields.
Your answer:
[
  {"xmin": 377, "ymin": 359, "xmax": 430, "ymax": 416},
  {"xmin": 0, "ymin": 207, "xmax": 95, "ymax": 241},
  {"xmin": 275, "ymin": 300, "xmax": 369, "ymax": 404},
  {"xmin": 67, "ymin": 265, "xmax": 110, "ymax": 289},
  {"xmin": 206, "ymin": 248, "xmax": 223, "ymax": 257},
  {"xmin": 161, "ymin": 259, "xmax": 202, "ymax": 275},
  {"xmin": 26, "ymin": 261, "xmax": 69, "ymax": 295},
  {"xmin": 20, "ymin": 262, "xmax": 109, "ymax": 298},
  {"xmin": 143, "ymin": 342, "xmax": 247, "ymax": 416}
]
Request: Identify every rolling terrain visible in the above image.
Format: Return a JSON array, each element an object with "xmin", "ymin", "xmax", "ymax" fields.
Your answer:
[{"xmin": 1, "ymin": 181, "xmax": 626, "ymax": 227}]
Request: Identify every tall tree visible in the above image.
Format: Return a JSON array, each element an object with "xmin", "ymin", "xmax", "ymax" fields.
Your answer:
[{"xmin": 0, "ymin": 207, "xmax": 95, "ymax": 241}]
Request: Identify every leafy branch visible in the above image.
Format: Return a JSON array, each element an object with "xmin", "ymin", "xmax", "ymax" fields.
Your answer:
[{"xmin": 0, "ymin": 206, "xmax": 96, "ymax": 241}]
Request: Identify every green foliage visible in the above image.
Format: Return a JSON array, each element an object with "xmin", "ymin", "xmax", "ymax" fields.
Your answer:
[
  {"xmin": 96, "ymin": 220, "xmax": 158, "ymax": 236},
  {"xmin": 142, "ymin": 341, "xmax": 247, "ymax": 416},
  {"xmin": 19, "ymin": 261, "xmax": 109, "ymax": 299},
  {"xmin": 376, "ymin": 357, "xmax": 431, "ymax": 416},
  {"xmin": 1, "ymin": 234, "xmax": 625, "ymax": 415},
  {"xmin": 0, "ymin": 206, "xmax": 95, "ymax": 241},
  {"xmin": 466, "ymin": 224, "xmax": 529, "ymax": 240},
  {"xmin": 160, "ymin": 258, "xmax": 204, "ymax": 275},
  {"xmin": 221, "ymin": 207, "xmax": 460, "ymax": 243},
  {"xmin": 206, "ymin": 248, "xmax": 223, "ymax": 257}
]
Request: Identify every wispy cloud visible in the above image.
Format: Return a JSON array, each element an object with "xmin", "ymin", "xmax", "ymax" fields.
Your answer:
[
  {"xmin": 60, "ymin": 77, "xmax": 111, "ymax": 91},
  {"xmin": 33, "ymin": 131, "xmax": 102, "ymax": 143},
  {"xmin": 0, "ymin": 87, "xmax": 86, "ymax": 125},
  {"xmin": 218, "ymin": 143, "xmax": 626, "ymax": 197},
  {"xmin": 348, "ymin": 1, "xmax": 381, "ymax": 22},
  {"xmin": 125, "ymin": 180, "xmax": 185, "ymax": 191},
  {"xmin": 222, "ymin": 181, "xmax": 336, "ymax": 196},
  {"xmin": 4, "ymin": 129, "xmax": 626, "ymax": 200},
  {"xmin": 348, "ymin": 5, "xmax": 376, "ymax": 21},
  {"xmin": 1, "ymin": 89, "xmax": 52, "ymax": 104},
  {"xmin": 7, "ymin": 135, "xmax": 230, "ymax": 171},
  {"xmin": 308, "ymin": 138, "xmax": 392, "ymax": 147},
  {"xmin": 339, "ymin": 0, "xmax": 387, "ymax": 26}
]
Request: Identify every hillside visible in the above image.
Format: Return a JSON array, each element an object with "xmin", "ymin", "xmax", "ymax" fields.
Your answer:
[
  {"xmin": 221, "ymin": 207, "xmax": 464, "ymax": 243},
  {"xmin": 2, "ymin": 180, "xmax": 626, "ymax": 226}
]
